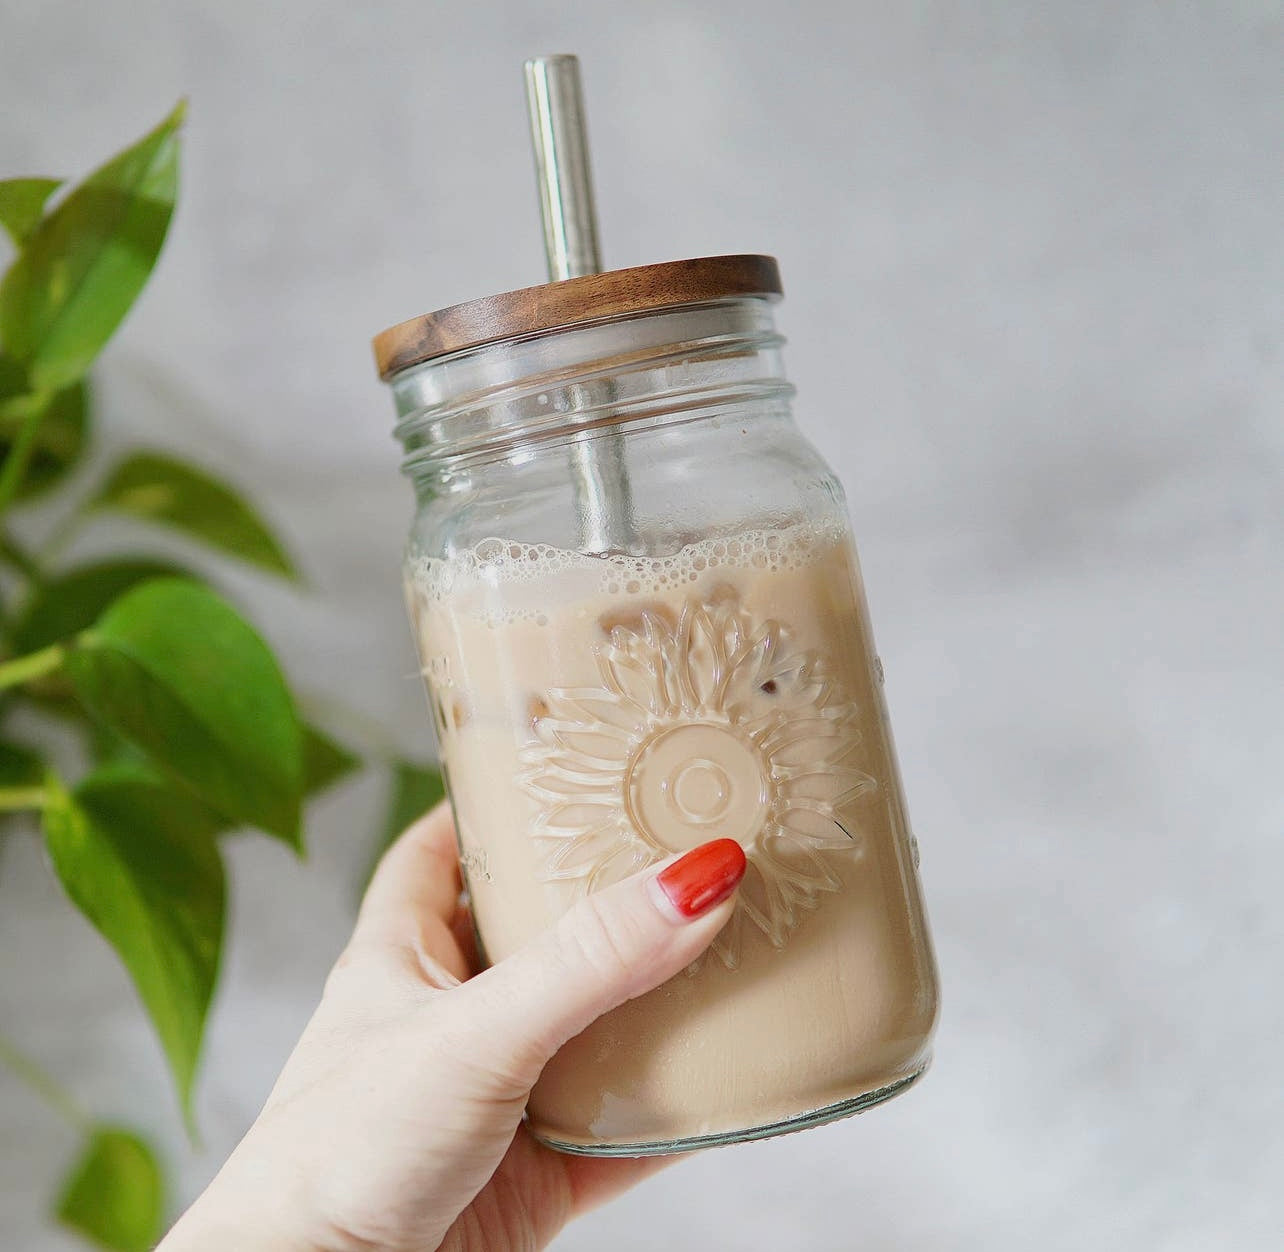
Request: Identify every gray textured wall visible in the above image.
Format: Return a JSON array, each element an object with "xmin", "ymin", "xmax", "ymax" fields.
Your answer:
[{"xmin": 1, "ymin": 2, "xmax": 1281, "ymax": 1248}]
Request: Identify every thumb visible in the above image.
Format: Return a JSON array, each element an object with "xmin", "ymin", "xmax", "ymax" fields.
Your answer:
[{"xmin": 454, "ymin": 838, "xmax": 746, "ymax": 1093}]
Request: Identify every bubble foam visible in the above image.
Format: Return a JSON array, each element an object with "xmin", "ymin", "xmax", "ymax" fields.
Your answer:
[{"xmin": 408, "ymin": 520, "xmax": 847, "ymax": 623}]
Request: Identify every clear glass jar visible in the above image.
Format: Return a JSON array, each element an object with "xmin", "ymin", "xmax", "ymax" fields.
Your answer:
[{"xmin": 377, "ymin": 257, "xmax": 939, "ymax": 1155}]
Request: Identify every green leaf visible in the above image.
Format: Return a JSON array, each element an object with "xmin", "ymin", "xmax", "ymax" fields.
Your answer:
[
  {"xmin": 55, "ymin": 1125, "xmax": 165, "ymax": 1252},
  {"xmin": 0, "ymin": 736, "xmax": 45, "ymax": 786},
  {"xmin": 43, "ymin": 766, "xmax": 224, "ymax": 1123},
  {"xmin": 0, "ymin": 178, "xmax": 62, "ymax": 248},
  {"xmin": 303, "ymin": 722, "xmax": 360, "ymax": 797},
  {"xmin": 89, "ymin": 451, "xmax": 297, "ymax": 579},
  {"xmin": 0, "ymin": 345, "xmax": 88, "ymax": 511},
  {"xmin": 85, "ymin": 717, "xmax": 151, "ymax": 770},
  {"xmin": 65, "ymin": 578, "xmax": 304, "ymax": 845},
  {"xmin": 365, "ymin": 760, "xmax": 445, "ymax": 888},
  {"xmin": 0, "ymin": 379, "xmax": 89, "ymax": 501},
  {"xmin": 10, "ymin": 558, "xmax": 193, "ymax": 655},
  {"xmin": 85, "ymin": 720, "xmax": 350, "ymax": 822},
  {"xmin": 0, "ymin": 103, "xmax": 183, "ymax": 392},
  {"xmin": 0, "ymin": 352, "xmax": 26, "ymax": 399}
]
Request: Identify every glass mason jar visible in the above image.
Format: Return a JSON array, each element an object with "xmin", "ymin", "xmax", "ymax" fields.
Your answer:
[{"xmin": 374, "ymin": 256, "xmax": 939, "ymax": 1155}]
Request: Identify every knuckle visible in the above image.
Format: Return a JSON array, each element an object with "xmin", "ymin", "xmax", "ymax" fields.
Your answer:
[{"xmin": 557, "ymin": 893, "xmax": 639, "ymax": 989}]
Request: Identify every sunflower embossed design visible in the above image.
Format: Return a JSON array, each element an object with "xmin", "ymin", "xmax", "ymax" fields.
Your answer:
[{"xmin": 519, "ymin": 593, "xmax": 876, "ymax": 969}]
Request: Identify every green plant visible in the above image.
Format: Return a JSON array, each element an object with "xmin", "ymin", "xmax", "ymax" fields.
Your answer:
[{"xmin": 0, "ymin": 107, "xmax": 441, "ymax": 1250}]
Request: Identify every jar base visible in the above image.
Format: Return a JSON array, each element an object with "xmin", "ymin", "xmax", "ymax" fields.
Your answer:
[{"xmin": 530, "ymin": 1063, "xmax": 929, "ymax": 1158}]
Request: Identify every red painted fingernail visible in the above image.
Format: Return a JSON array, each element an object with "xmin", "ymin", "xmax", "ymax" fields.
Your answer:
[{"xmin": 656, "ymin": 839, "xmax": 747, "ymax": 919}]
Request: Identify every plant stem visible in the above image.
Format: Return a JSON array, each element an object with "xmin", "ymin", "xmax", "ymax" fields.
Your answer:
[
  {"xmin": 0, "ymin": 399, "xmax": 47, "ymax": 519},
  {"xmin": 0, "ymin": 785, "xmax": 50, "ymax": 811},
  {"xmin": 0, "ymin": 642, "xmax": 65, "ymax": 692},
  {"xmin": 0, "ymin": 1030, "xmax": 91, "ymax": 1131}
]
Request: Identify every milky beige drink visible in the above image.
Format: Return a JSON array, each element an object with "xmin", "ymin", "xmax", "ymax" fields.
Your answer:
[{"xmin": 407, "ymin": 518, "xmax": 939, "ymax": 1151}]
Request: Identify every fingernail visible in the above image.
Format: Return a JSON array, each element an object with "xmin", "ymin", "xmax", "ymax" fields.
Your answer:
[{"xmin": 655, "ymin": 839, "xmax": 747, "ymax": 920}]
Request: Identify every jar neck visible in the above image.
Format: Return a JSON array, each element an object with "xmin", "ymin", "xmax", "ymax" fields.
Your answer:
[{"xmin": 391, "ymin": 297, "xmax": 793, "ymax": 491}]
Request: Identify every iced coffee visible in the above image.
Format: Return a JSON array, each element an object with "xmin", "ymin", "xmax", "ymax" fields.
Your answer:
[{"xmin": 407, "ymin": 515, "xmax": 939, "ymax": 1152}]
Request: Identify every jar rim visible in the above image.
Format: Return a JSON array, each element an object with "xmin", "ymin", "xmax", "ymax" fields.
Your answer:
[{"xmin": 372, "ymin": 254, "xmax": 782, "ymax": 381}]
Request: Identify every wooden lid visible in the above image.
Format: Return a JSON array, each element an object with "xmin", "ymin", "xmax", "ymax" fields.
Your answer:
[{"xmin": 372, "ymin": 254, "xmax": 782, "ymax": 380}]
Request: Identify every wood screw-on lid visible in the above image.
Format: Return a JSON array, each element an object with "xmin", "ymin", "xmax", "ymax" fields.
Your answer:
[{"xmin": 372, "ymin": 253, "xmax": 782, "ymax": 381}]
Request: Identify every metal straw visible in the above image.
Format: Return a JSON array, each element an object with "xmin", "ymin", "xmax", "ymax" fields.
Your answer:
[{"xmin": 524, "ymin": 54, "xmax": 635, "ymax": 553}]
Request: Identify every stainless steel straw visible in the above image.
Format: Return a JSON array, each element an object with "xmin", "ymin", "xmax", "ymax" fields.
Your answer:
[{"xmin": 524, "ymin": 54, "xmax": 636, "ymax": 553}]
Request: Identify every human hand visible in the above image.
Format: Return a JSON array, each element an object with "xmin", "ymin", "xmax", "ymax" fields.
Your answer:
[{"xmin": 161, "ymin": 804, "xmax": 746, "ymax": 1251}]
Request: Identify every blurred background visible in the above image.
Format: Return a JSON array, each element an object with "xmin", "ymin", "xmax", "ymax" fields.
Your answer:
[{"xmin": 1, "ymin": 1, "xmax": 1280, "ymax": 1248}]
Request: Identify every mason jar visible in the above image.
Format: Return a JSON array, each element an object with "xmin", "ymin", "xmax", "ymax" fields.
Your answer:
[{"xmin": 374, "ymin": 255, "xmax": 939, "ymax": 1155}]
